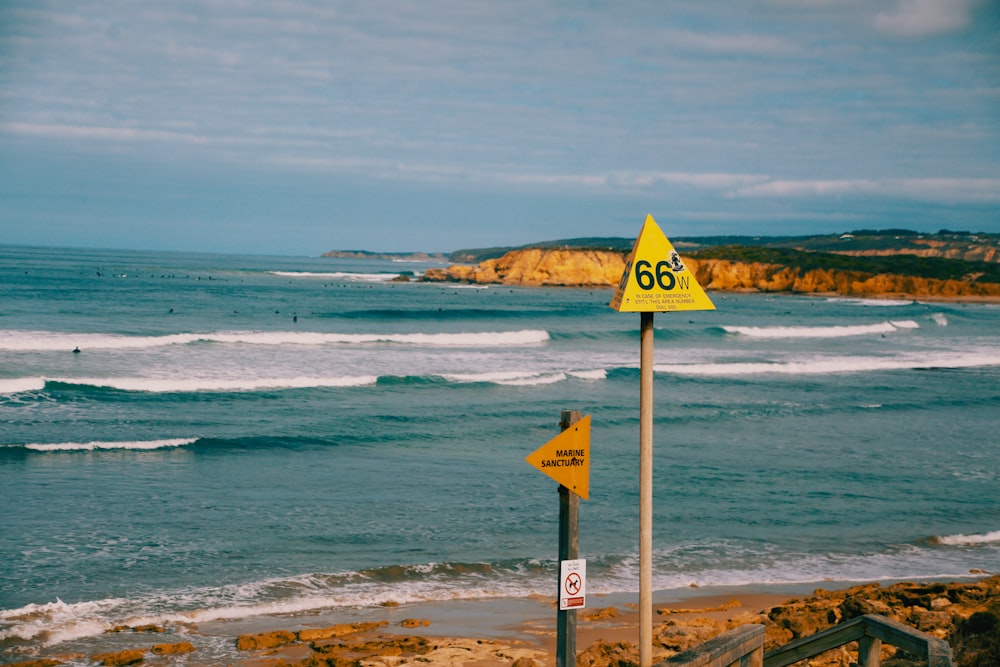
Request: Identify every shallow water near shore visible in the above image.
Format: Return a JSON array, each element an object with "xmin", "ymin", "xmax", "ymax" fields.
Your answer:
[{"xmin": 1, "ymin": 244, "xmax": 998, "ymax": 664}]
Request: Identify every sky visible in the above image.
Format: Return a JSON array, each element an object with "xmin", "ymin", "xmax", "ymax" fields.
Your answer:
[{"xmin": 1, "ymin": 1, "xmax": 998, "ymax": 255}]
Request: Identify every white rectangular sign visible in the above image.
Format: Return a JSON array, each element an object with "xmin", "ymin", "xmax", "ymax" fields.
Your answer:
[{"xmin": 559, "ymin": 558, "xmax": 586, "ymax": 610}]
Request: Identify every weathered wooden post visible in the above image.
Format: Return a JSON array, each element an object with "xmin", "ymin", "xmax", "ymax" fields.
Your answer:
[
  {"xmin": 526, "ymin": 411, "xmax": 592, "ymax": 667},
  {"xmin": 858, "ymin": 635, "xmax": 882, "ymax": 667},
  {"xmin": 557, "ymin": 410, "xmax": 581, "ymax": 667}
]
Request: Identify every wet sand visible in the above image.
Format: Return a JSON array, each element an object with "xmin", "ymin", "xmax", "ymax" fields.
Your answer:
[{"xmin": 223, "ymin": 584, "xmax": 817, "ymax": 666}]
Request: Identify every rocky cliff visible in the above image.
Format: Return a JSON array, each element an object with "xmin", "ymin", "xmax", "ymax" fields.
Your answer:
[
  {"xmin": 421, "ymin": 248, "xmax": 1000, "ymax": 299},
  {"xmin": 688, "ymin": 257, "xmax": 1000, "ymax": 299},
  {"xmin": 422, "ymin": 248, "xmax": 628, "ymax": 287}
]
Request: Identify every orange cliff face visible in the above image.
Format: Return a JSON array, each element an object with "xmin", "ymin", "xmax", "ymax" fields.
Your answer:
[
  {"xmin": 421, "ymin": 249, "xmax": 1000, "ymax": 300},
  {"xmin": 687, "ymin": 258, "xmax": 1000, "ymax": 299},
  {"xmin": 423, "ymin": 248, "xmax": 627, "ymax": 287}
]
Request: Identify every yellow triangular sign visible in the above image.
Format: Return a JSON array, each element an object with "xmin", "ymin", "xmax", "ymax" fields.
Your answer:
[
  {"xmin": 526, "ymin": 415, "xmax": 590, "ymax": 500},
  {"xmin": 610, "ymin": 214, "xmax": 715, "ymax": 313}
]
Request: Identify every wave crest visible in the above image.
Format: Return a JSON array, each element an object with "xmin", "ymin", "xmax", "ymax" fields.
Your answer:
[
  {"xmin": 724, "ymin": 321, "xmax": 916, "ymax": 339},
  {"xmin": 656, "ymin": 350, "xmax": 1000, "ymax": 376},
  {"xmin": 0, "ymin": 329, "xmax": 550, "ymax": 352},
  {"xmin": 928, "ymin": 531, "xmax": 1000, "ymax": 546},
  {"xmin": 21, "ymin": 438, "xmax": 198, "ymax": 452}
]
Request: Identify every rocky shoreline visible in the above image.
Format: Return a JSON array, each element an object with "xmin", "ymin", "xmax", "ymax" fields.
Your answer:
[
  {"xmin": 13, "ymin": 577, "xmax": 997, "ymax": 667},
  {"xmin": 420, "ymin": 248, "xmax": 1000, "ymax": 300}
]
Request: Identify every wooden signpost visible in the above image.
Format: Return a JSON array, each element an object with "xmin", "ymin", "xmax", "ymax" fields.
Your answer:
[
  {"xmin": 610, "ymin": 214, "xmax": 715, "ymax": 667},
  {"xmin": 527, "ymin": 410, "xmax": 591, "ymax": 667}
]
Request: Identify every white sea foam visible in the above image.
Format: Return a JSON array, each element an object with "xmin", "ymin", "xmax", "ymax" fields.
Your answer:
[
  {"xmin": 270, "ymin": 271, "xmax": 400, "ymax": 282},
  {"xmin": 47, "ymin": 376, "xmax": 378, "ymax": 393},
  {"xmin": 496, "ymin": 373, "xmax": 567, "ymax": 386},
  {"xmin": 0, "ymin": 329, "xmax": 550, "ymax": 351},
  {"xmin": 441, "ymin": 370, "xmax": 567, "ymax": 386},
  {"xmin": 0, "ymin": 330, "xmax": 204, "ymax": 351},
  {"xmin": 0, "ymin": 598, "xmax": 124, "ymax": 645},
  {"xmin": 932, "ymin": 313, "xmax": 949, "ymax": 326},
  {"xmin": 655, "ymin": 349, "xmax": 1000, "ymax": 376},
  {"xmin": 724, "ymin": 321, "xmax": 916, "ymax": 338},
  {"xmin": 22, "ymin": 438, "xmax": 197, "ymax": 452},
  {"xmin": 440, "ymin": 366, "xmax": 608, "ymax": 385},
  {"xmin": 357, "ymin": 330, "xmax": 549, "ymax": 346},
  {"xmin": 605, "ymin": 541, "xmax": 998, "ymax": 594},
  {"xmin": 206, "ymin": 330, "xmax": 551, "ymax": 346},
  {"xmin": 933, "ymin": 530, "xmax": 1000, "ymax": 546},
  {"xmin": 569, "ymin": 369, "xmax": 608, "ymax": 380},
  {"xmin": 0, "ymin": 377, "xmax": 46, "ymax": 394},
  {"xmin": 0, "ymin": 571, "xmax": 544, "ymax": 648},
  {"xmin": 827, "ymin": 297, "xmax": 915, "ymax": 306}
]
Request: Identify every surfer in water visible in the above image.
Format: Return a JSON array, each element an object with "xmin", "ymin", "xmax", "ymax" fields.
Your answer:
[{"xmin": 73, "ymin": 347, "xmax": 81, "ymax": 354}]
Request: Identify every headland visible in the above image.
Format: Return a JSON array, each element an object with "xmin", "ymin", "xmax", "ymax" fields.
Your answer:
[{"xmin": 415, "ymin": 230, "xmax": 1000, "ymax": 301}]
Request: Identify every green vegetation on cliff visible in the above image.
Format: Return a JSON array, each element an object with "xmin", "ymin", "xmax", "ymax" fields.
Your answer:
[{"xmin": 447, "ymin": 229, "xmax": 998, "ymax": 261}]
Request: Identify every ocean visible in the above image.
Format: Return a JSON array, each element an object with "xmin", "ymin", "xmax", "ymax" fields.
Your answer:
[{"xmin": 2, "ymin": 243, "xmax": 998, "ymax": 664}]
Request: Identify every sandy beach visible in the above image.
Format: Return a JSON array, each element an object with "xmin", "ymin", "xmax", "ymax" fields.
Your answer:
[
  {"xmin": 203, "ymin": 586, "xmax": 810, "ymax": 667},
  {"xmin": 31, "ymin": 576, "xmax": 994, "ymax": 667},
  {"xmin": 224, "ymin": 577, "xmax": 997, "ymax": 667}
]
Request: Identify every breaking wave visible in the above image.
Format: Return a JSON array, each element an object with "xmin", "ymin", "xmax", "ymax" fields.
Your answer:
[
  {"xmin": 724, "ymin": 321, "xmax": 918, "ymax": 338},
  {"xmin": 928, "ymin": 531, "xmax": 1000, "ymax": 546},
  {"xmin": 0, "ymin": 329, "xmax": 550, "ymax": 352},
  {"xmin": 655, "ymin": 349, "xmax": 1000, "ymax": 376},
  {"xmin": 18, "ymin": 438, "xmax": 198, "ymax": 452}
]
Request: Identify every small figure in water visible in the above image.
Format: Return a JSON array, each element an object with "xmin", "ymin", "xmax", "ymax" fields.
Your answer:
[{"xmin": 73, "ymin": 347, "xmax": 80, "ymax": 354}]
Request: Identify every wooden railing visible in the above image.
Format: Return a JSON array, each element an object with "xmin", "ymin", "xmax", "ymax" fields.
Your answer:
[
  {"xmin": 764, "ymin": 614, "xmax": 952, "ymax": 667},
  {"xmin": 659, "ymin": 624, "xmax": 765, "ymax": 667},
  {"xmin": 657, "ymin": 614, "xmax": 952, "ymax": 667}
]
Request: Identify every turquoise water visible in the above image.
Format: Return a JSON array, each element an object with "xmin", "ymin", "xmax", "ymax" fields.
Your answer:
[{"xmin": 1, "ymin": 244, "xmax": 998, "ymax": 663}]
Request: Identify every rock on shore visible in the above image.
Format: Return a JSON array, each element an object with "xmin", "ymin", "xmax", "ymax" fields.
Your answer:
[
  {"xmin": 573, "ymin": 577, "xmax": 1000, "ymax": 667},
  {"xmin": 421, "ymin": 248, "xmax": 1000, "ymax": 299}
]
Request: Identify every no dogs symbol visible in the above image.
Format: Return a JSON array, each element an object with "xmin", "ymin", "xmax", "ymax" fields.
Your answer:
[
  {"xmin": 564, "ymin": 572, "xmax": 582, "ymax": 595},
  {"xmin": 559, "ymin": 558, "xmax": 586, "ymax": 610}
]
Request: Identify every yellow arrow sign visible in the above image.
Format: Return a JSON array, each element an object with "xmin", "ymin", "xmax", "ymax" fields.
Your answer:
[
  {"xmin": 526, "ymin": 415, "xmax": 591, "ymax": 500},
  {"xmin": 610, "ymin": 214, "xmax": 715, "ymax": 313}
]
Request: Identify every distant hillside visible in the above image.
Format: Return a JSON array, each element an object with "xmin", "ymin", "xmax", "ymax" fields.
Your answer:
[
  {"xmin": 322, "ymin": 249, "xmax": 449, "ymax": 261},
  {"xmin": 324, "ymin": 229, "xmax": 1000, "ymax": 297},
  {"xmin": 422, "ymin": 246, "xmax": 1000, "ymax": 298},
  {"xmin": 447, "ymin": 229, "xmax": 1000, "ymax": 264}
]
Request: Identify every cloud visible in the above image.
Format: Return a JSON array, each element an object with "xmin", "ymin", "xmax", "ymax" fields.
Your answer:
[
  {"xmin": 606, "ymin": 172, "xmax": 770, "ymax": 190},
  {"xmin": 731, "ymin": 178, "xmax": 1000, "ymax": 203},
  {"xmin": 660, "ymin": 29, "xmax": 799, "ymax": 56},
  {"xmin": 873, "ymin": 0, "xmax": 979, "ymax": 37},
  {"xmin": 2, "ymin": 122, "xmax": 214, "ymax": 144}
]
